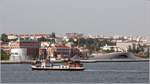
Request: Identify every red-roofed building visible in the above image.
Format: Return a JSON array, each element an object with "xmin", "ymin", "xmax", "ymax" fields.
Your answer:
[
  {"xmin": 55, "ymin": 45, "xmax": 80, "ymax": 58},
  {"xmin": 1, "ymin": 41, "xmax": 41, "ymax": 59},
  {"xmin": 9, "ymin": 41, "xmax": 40, "ymax": 59}
]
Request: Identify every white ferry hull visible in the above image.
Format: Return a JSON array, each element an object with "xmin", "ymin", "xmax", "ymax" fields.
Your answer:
[{"xmin": 31, "ymin": 65, "xmax": 85, "ymax": 71}]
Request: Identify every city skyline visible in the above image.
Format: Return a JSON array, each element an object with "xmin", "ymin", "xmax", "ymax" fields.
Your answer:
[
  {"xmin": 1, "ymin": 0, "xmax": 149, "ymax": 83},
  {"xmin": 1, "ymin": 0, "xmax": 150, "ymax": 37}
]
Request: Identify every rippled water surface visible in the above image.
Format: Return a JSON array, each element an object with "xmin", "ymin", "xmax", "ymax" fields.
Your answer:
[{"xmin": 1, "ymin": 62, "xmax": 149, "ymax": 83}]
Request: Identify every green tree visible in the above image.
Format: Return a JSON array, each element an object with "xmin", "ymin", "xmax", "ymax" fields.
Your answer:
[
  {"xmin": 69, "ymin": 38, "xmax": 74, "ymax": 42},
  {"xmin": 51, "ymin": 32, "xmax": 56, "ymax": 43},
  {"xmin": 1, "ymin": 50, "xmax": 10, "ymax": 60},
  {"xmin": 1, "ymin": 33, "xmax": 9, "ymax": 42},
  {"xmin": 51, "ymin": 32, "xmax": 56, "ymax": 38},
  {"xmin": 128, "ymin": 45, "xmax": 132, "ymax": 52},
  {"xmin": 132, "ymin": 44, "xmax": 136, "ymax": 53},
  {"xmin": 38, "ymin": 37, "xmax": 47, "ymax": 42},
  {"xmin": 79, "ymin": 38, "xmax": 86, "ymax": 46},
  {"xmin": 87, "ymin": 44, "xmax": 95, "ymax": 54}
]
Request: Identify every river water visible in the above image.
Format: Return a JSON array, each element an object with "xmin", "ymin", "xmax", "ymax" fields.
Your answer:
[{"xmin": 1, "ymin": 62, "xmax": 149, "ymax": 83}]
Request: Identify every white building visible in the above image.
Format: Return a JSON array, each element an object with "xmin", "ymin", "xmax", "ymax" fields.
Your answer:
[
  {"xmin": 10, "ymin": 48, "xmax": 28, "ymax": 61},
  {"xmin": 7, "ymin": 34, "xmax": 17, "ymax": 40},
  {"xmin": 116, "ymin": 42, "xmax": 133, "ymax": 52},
  {"xmin": 101, "ymin": 44, "xmax": 124, "ymax": 52}
]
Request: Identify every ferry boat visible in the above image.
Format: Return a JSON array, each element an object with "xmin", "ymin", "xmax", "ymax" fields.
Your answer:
[
  {"xmin": 31, "ymin": 59, "xmax": 85, "ymax": 71},
  {"xmin": 32, "ymin": 44, "xmax": 85, "ymax": 71}
]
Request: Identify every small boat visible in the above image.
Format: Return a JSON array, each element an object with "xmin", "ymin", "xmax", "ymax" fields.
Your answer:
[{"xmin": 31, "ymin": 59, "xmax": 85, "ymax": 71}]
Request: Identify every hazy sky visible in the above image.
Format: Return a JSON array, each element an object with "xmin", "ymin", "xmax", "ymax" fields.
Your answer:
[{"xmin": 0, "ymin": 0, "xmax": 150, "ymax": 37}]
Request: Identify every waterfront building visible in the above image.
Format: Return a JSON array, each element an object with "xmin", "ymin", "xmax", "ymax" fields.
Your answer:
[
  {"xmin": 46, "ymin": 44, "xmax": 80, "ymax": 59},
  {"xmin": 116, "ymin": 42, "xmax": 133, "ymax": 52},
  {"xmin": 1, "ymin": 39, "xmax": 40, "ymax": 60},
  {"xmin": 55, "ymin": 45, "xmax": 71, "ymax": 57},
  {"xmin": 7, "ymin": 34, "xmax": 18, "ymax": 40},
  {"xmin": 10, "ymin": 48, "xmax": 28, "ymax": 61},
  {"xmin": 101, "ymin": 44, "xmax": 124, "ymax": 52}
]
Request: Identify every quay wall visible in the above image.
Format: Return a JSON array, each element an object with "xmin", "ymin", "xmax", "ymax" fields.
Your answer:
[{"xmin": 0, "ymin": 59, "xmax": 149, "ymax": 64}]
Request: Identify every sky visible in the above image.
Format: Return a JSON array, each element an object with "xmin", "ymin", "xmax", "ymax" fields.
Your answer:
[{"xmin": 0, "ymin": 0, "xmax": 150, "ymax": 37}]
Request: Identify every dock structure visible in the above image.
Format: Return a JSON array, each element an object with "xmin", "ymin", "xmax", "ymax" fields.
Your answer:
[
  {"xmin": 1, "ymin": 59, "xmax": 149, "ymax": 64},
  {"xmin": 90, "ymin": 52, "xmax": 145, "ymax": 59},
  {"xmin": 1, "ymin": 52, "xmax": 149, "ymax": 64}
]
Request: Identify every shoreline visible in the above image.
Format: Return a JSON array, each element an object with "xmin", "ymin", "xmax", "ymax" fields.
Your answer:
[{"xmin": 0, "ymin": 59, "xmax": 149, "ymax": 64}]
